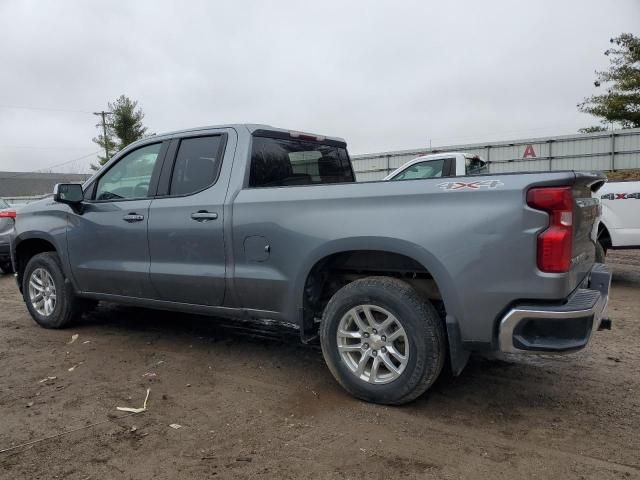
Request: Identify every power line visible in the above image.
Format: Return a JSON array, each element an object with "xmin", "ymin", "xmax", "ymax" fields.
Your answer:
[
  {"xmin": 0, "ymin": 145, "xmax": 93, "ymax": 150},
  {"xmin": 1, "ymin": 151, "xmax": 100, "ymax": 179},
  {"xmin": 0, "ymin": 106, "xmax": 110, "ymax": 176},
  {"xmin": 0, "ymin": 104, "xmax": 93, "ymax": 115}
]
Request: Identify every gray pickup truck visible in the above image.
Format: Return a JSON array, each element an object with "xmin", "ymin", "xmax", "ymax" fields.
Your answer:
[{"xmin": 10, "ymin": 124, "xmax": 611, "ymax": 404}]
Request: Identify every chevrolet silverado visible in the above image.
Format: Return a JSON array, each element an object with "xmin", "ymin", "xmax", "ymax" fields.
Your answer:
[{"xmin": 11, "ymin": 124, "xmax": 611, "ymax": 404}]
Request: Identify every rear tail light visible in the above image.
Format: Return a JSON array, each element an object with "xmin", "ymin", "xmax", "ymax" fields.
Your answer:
[
  {"xmin": 526, "ymin": 186, "xmax": 573, "ymax": 273},
  {"xmin": 0, "ymin": 210, "xmax": 16, "ymax": 218}
]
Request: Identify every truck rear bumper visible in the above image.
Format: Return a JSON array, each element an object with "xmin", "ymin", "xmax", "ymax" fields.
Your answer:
[{"xmin": 498, "ymin": 264, "xmax": 611, "ymax": 354}]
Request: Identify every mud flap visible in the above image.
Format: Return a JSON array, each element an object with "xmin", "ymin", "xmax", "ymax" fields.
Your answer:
[
  {"xmin": 300, "ymin": 307, "xmax": 318, "ymax": 344},
  {"xmin": 446, "ymin": 314, "xmax": 470, "ymax": 376}
]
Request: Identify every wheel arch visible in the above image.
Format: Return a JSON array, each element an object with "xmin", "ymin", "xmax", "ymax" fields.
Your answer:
[
  {"xmin": 598, "ymin": 221, "xmax": 613, "ymax": 250},
  {"xmin": 293, "ymin": 237, "xmax": 460, "ymax": 342},
  {"xmin": 13, "ymin": 233, "xmax": 63, "ymax": 292}
]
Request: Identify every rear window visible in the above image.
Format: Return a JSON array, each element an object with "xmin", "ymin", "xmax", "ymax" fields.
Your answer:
[{"xmin": 249, "ymin": 137, "xmax": 354, "ymax": 188}]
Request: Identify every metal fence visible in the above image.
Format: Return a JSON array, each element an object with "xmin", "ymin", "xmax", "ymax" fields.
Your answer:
[{"xmin": 352, "ymin": 127, "xmax": 640, "ymax": 181}]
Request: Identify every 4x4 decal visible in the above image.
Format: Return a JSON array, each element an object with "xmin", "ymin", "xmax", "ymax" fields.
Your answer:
[
  {"xmin": 438, "ymin": 180, "xmax": 504, "ymax": 191},
  {"xmin": 601, "ymin": 192, "xmax": 640, "ymax": 200}
]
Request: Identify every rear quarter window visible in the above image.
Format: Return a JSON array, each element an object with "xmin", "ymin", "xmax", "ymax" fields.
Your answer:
[{"xmin": 249, "ymin": 137, "xmax": 354, "ymax": 188}]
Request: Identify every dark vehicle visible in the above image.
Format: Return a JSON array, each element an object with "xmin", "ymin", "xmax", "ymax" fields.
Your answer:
[
  {"xmin": 0, "ymin": 198, "xmax": 16, "ymax": 273},
  {"xmin": 11, "ymin": 124, "xmax": 611, "ymax": 404}
]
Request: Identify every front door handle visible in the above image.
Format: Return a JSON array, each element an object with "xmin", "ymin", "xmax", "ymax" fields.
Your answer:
[
  {"xmin": 123, "ymin": 213, "xmax": 145, "ymax": 223},
  {"xmin": 191, "ymin": 211, "xmax": 218, "ymax": 222}
]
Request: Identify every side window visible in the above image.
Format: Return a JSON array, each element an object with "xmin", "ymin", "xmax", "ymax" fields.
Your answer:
[
  {"xmin": 170, "ymin": 136, "xmax": 223, "ymax": 196},
  {"xmin": 94, "ymin": 143, "xmax": 162, "ymax": 201},
  {"xmin": 391, "ymin": 160, "xmax": 445, "ymax": 181},
  {"xmin": 465, "ymin": 157, "xmax": 488, "ymax": 175}
]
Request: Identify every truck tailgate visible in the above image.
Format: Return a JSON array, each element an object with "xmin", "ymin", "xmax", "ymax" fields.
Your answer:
[{"xmin": 571, "ymin": 172, "xmax": 606, "ymax": 282}]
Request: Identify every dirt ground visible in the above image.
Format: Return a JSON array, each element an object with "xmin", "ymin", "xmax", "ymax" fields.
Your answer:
[{"xmin": 0, "ymin": 252, "xmax": 639, "ymax": 480}]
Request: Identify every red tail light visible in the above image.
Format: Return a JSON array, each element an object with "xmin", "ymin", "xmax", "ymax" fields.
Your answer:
[
  {"xmin": 527, "ymin": 186, "xmax": 573, "ymax": 273},
  {"xmin": 0, "ymin": 210, "xmax": 16, "ymax": 218}
]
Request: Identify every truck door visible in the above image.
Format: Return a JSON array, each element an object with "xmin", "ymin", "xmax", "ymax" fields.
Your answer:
[
  {"xmin": 67, "ymin": 141, "xmax": 168, "ymax": 298},
  {"xmin": 147, "ymin": 129, "xmax": 236, "ymax": 306}
]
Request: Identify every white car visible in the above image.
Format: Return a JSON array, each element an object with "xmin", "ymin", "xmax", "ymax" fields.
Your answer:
[
  {"xmin": 384, "ymin": 152, "xmax": 488, "ymax": 180},
  {"xmin": 597, "ymin": 181, "xmax": 640, "ymax": 260}
]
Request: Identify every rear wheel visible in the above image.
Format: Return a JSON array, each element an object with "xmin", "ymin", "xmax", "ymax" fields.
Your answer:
[
  {"xmin": 320, "ymin": 276, "xmax": 446, "ymax": 405},
  {"xmin": 0, "ymin": 261, "xmax": 12, "ymax": 274},
  {"xmin": 22, "ymin": 252, "xmax": 85, "ymax": 329}
]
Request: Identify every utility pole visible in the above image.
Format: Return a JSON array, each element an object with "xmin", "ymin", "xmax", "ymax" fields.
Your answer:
[{"xmin": 93, "ymin": 110, "xmax": 112, "ymax": 161}]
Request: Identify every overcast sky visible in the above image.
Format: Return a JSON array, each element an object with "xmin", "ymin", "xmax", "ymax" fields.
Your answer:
[{"xmin": 0, "ymin": 0, "xmax": 638, "ymax": 173}]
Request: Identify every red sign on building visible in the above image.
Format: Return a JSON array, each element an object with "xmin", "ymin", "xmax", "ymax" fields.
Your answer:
[{"xmin": 523, "ymin": 144, "xmax": 537, "ymax": 158}]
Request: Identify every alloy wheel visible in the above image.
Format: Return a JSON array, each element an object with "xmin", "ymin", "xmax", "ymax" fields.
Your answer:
[
  {"xmin": 29, "ymin": 268, "xmax": 57, "ymax": 316},
  {"xmin": 336, "ymin": 304, "xmax": 409, "ymax": 384}
]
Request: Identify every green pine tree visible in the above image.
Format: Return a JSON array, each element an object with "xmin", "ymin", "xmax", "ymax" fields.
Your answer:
[
  {"xmin": 578, "ymin": 33, "xmax": 640, "ymax": 131},
  {"xmin": 91, "ymin": 95, "xmax": 149, "ymax": 170}
]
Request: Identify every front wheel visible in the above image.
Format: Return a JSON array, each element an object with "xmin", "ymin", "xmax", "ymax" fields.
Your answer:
[
  {"xmin": 22, "ymin": 252, "xmax": 84, "ymax": 328},
  {"xmin": 320, "ymin": 277, "xmax": 446, "ymax": 405}
]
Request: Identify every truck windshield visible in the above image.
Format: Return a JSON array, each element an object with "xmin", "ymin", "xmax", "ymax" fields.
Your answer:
[
  {"xmin": 465, "ymin": 157, "xmax": 488, "ymax": 175},
  {"xmin": 249, "ymin": 137, "xmax": 354, "ymax": 188},
  {"xmin": 390, "ymin": 160, "xmax": 446, "ymax": 180}
]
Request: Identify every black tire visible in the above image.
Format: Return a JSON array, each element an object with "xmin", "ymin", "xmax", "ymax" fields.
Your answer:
[
  {"xmin": 595, "ymin": 241, "xmax": 606, "ymax": 264},
  {"xmin": 22, "ymin": 252, "xmax": 84, "ymax": 329},
  {"xmin": 0, "ymin": 261, "xmax": 13, "ymax": 274},
  {"xmin": 320, "ymin": 276, "xmax": 446, "ymax": 405}
]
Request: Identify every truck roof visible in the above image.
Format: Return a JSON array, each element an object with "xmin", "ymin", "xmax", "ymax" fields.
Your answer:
[{"xmin": 144, "ymin": 123, "xmax": 347, "ymax": 145}]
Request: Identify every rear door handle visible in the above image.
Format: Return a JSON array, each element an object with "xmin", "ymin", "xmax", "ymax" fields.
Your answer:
[
  {"xmin": 191, "ymin": 211, "xmax": 218, "ymax": 222},
  {"xmin": 123, "ymin": 213, "xmax": 145, "ymax": 223}
]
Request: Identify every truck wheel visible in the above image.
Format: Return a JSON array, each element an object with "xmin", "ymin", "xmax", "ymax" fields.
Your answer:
[
  {"xmin": 320, "ymin": 277, "xmax": 446, "ymax": 405},
  {"xmin": 22, "ymin": 252, "xmax": 83, "ymax": 329},
  {"xmin": 595, "ymin": 241, "xmax": 606, "ymax": 264}
]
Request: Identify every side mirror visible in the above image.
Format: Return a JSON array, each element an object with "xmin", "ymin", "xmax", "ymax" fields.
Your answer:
[{"xmin": 53, "ymin": 183, "xmax": 84, "ymax": 205}]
